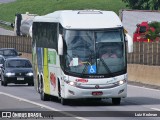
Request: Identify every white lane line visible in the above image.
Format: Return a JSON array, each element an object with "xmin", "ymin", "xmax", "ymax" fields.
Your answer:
[
  {"xmin": 128, "ymin": 85, "xmax": 160, "ymax": 92},
  {"xmin": 151, "ymin": 108, "xmax": 160, "ymax": 111},
  {"xmin": 0, "ymin": 92, "xmax": 89, "ymax": 120}
]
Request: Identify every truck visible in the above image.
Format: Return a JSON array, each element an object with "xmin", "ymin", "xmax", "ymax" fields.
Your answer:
[
  {"xmin": 31, "ymin": 10, "xmax": 133, "ymax": 105},
  {"xmin": 134, "ymin": 21, "xmax": 160, "ymax": 42},
  {"xmin": 119, "ymin": 10, "xmax": 160, "ymax": 41},
  {"xmin": 14, "ymin": 12, "xmax": 37, "ymax": 36},
  {"xmin": 133, "ymin": 21, "xmax": 155, "ymax": 42}
]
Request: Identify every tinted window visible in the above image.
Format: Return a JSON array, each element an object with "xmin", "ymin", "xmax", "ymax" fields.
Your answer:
[
  {"xmin": 0, "ymin": 49, "xmax": 18, "ymax": 56},
  {"xmin": 6, "ymin": 60, "xmax": 32, "ymax": 68},
  {"xmin": 33, "ymin": 22, "xmax": 58, "ymax": 50},
  {"xmin": 139, "ymin": 26, "xmax": 146, "ymax": 33}
]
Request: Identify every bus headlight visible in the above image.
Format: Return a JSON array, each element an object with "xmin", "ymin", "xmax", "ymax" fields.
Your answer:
[
  {"xmin": 118, "ymin": 79, "xmax": 126, "ymax": 85},
  {"xmin": 69, "ymin": 81, "xmax": 75, "ymax": 86},
  {"xmin": 65, "ymin": 81, "xmax": 77, "ymax": 86}
]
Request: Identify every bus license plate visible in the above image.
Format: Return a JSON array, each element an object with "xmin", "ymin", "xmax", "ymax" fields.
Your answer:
[
  {"xmin": 17, "ymin": 77, "xmax": 24, "ymax": 80},
  {"xmin": 92, "ymin": 91, "xmax": 103, "ymax": 96}
]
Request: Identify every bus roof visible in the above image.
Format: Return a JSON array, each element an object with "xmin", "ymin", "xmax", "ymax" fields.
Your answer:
[{"xmin": 33, "ymin": 10, "xmax": 122, "ymax": 29}]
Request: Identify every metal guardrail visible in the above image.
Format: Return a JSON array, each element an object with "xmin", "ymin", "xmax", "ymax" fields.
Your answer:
[{"xmin": 0, "ymin": 20, "xmax": 13, "ymax": 27}]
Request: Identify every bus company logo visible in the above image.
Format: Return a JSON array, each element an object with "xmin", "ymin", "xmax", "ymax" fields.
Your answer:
[
  {"xmin": 95, "ymin": 85, "xmax": 100, "ymax": 89},
  {"xmin": 2, "ymin": 112, "xmax": 12, "ymax": 118},
  {"xmin": 76, "ymin": 78, "xmax": 88, "ymax": 83}
]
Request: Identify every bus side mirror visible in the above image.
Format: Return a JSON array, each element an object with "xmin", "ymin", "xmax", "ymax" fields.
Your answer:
[
  {"xmin": 58, "ymin": 34, "xmax": 63, "ymax": 55},
  {"xmin": 125, "ymin": 33, "xmax": 133, "ymax": 53}
]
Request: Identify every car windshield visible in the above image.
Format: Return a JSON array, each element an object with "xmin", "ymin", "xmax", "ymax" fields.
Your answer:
[
  {"xmin": 61, "ymin": 29, "xmax": 126, "ymax": 76},
  {"xmin": 0, "ymin": 49, "xmax": 18, "ymax": 56},
  {"xmin": 6, "ymin": 60, "xmax": 32, "ymax": 68}
]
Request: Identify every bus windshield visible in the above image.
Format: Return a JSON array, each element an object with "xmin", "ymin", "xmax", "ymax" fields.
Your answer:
[{"xmin": 62, "ymin": 29, "xmax": 126, "ymax": 77}]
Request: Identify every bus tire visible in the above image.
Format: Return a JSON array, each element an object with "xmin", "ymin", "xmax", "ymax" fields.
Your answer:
[
  {"xmin": 40, "ymin": 90, "xmax": 50, "ymax": 101},
  {"xmin": 61, "ymin": 98, "xmax": 68, "ymax": 105},
  {"xmin": 58, "ymin": 79, "xmax": 68, "ymax": 105},
  {"xmin": 40, "ymin": 77, "xmax": 49, "ymax": 101},
  {"xmin": 112, "ymin": 98, "xmax": 121, "ymax": 105},
  {"xmin": 37, "ymin": 75, "xmax": 40, "ymax": 93}
]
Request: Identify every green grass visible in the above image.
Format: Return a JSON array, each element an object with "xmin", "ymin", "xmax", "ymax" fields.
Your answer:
[{"xmin": 0, "ymin": 0, "xmax": 127, "ymax": 23}]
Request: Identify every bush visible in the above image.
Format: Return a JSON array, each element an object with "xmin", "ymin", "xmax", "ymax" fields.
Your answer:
[{"xmin": 145, "ymin": 22, "xmax": 160, "ymax": 41}]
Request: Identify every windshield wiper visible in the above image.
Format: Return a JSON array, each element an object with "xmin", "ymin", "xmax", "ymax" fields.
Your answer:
[{"xmin": 99, "ymin": 58, "xmax": 114, "ymax": 77}]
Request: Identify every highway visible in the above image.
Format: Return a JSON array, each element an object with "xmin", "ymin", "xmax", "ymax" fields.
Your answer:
[
  {"xmin": 0, "ymin": 0, "xmax": 16, "ymax": 4},
  {"xmin": 0, "ymin": 28, "xmax": 14, "ymax": 36},
  {"xmin": 0, "ymin": 82, "xmax": 160, "ymax": 120}
]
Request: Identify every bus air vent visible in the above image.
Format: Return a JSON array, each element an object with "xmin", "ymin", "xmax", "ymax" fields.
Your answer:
[{"xmin": 77, "ymin": 10, "xmax": 102, "ymax": 14}]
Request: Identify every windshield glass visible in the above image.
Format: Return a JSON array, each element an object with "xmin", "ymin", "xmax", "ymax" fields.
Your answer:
[
  {"xmin": 6, "ymin": 60, "xmax": 32, "ymax": 68},
  {"xmin": 0, "ymin": 49, "xmax": 18, "ymax": 56},
  {"xmin": 62, "ymin": 29, "xmax": 126, "ymax": 77}
]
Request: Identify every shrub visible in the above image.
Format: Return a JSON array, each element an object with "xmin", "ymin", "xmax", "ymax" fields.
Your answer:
[{"xmin": 145, "ymin": 22, "xmax": 160, "ymax": 41}]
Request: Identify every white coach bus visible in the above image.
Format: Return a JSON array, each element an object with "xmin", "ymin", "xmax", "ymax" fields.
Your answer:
[{"xmin": 32, "ymin": 10, "xmax": 133, "ymax": 105}]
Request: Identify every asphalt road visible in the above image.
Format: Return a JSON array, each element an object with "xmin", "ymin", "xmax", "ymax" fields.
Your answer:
[
  {"xmin": 0, "ymin": 28, "xmax": 14, "ymax": 36},
  {"xmin": 0, "ymin": 0, "xmax": 16, "ymax": 3},
  {"xmin": 0, "ymin": 82, "xmax": 160, "ymax": 120}
]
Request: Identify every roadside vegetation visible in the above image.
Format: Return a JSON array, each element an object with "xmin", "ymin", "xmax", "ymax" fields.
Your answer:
[
  {"xmin": 146, "ymin": 22, "xmax": 160, "ymax": 41},
  {"xmin": 0, "ymin": 0, "xmax": 126, "ymax": 23}
]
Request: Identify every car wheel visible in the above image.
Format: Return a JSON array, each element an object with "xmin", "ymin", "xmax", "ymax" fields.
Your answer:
[
  {"xmin": 28, "ymin": 82, "xmax": 34, "ymax": 86},
  {"xmin": 3, "ymin": 79, "xmax": 8, "ymax": 86},
  {"xmin": 112, "ymin": 98, "xmax": 121, "ymax": 105},
  {"xmin": 1, "ymin": 80, "xmax": 4, "ymax": 86}
]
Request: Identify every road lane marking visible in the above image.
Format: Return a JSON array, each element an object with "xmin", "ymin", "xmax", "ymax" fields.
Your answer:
[
  {"xmin": 151, "ymin": 108, "xmax": 160, "ymax": 111},
  {"xmin": 0, "ymin": 92, "xmax": 89, "ymax": 120},
  {"xmin": 128, "ymin": 85, "xmax": 160, "ymax": 92}
]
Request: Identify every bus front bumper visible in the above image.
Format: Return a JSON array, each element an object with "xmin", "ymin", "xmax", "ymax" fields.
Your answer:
[{"xmin": 63, "ymin": 83, "xmax": 127, "ymax": 99}]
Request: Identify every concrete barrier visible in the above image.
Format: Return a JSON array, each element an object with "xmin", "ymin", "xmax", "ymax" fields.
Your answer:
[{"xmin": 128, "ymin": 64, "xmax": 160, "ymax": 86}]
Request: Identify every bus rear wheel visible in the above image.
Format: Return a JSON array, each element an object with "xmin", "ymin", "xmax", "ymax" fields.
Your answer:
[
  {"xmin": 40, "ymin": 79, "xmax": 50, "ymax": 101},
  {"xmin": 112, "ymin": 98, "xmax": 121, "ymax": 105}
]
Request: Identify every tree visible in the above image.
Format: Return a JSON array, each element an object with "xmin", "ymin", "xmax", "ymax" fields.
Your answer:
[
  {"xmin": 145, "ymin": 22, "xmax": 160, "ymax": 41},
  {"xmin": 122, "ymin": 0, "xmax": 160, "ymax": 10}
]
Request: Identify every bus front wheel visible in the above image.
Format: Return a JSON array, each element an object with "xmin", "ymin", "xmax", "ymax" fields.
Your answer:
[
  {"xmin": 61, "ymin": 98, "xmax": 68, "ymax": 105},
  {"xmin": 58, "ymin": 80, "xmax": 68, "ymax": 105},
  {"xmin": 112, "ymin": 98, "xmax": 121, "ymax": 105}
]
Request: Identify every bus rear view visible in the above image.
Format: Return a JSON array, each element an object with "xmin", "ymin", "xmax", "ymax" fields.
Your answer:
[{"xmin": 32, "ymin": 10, "xmax": 133, "ymax": 105}]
